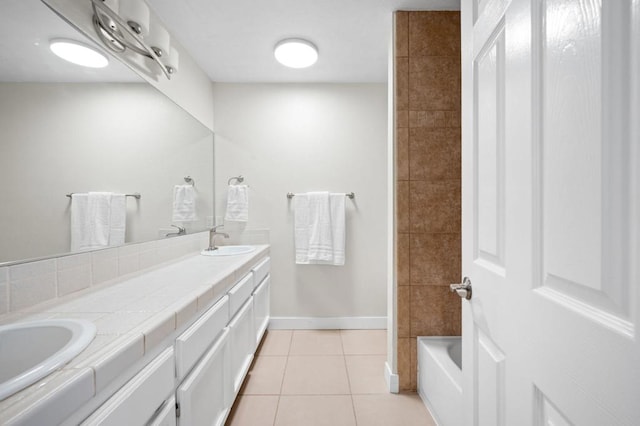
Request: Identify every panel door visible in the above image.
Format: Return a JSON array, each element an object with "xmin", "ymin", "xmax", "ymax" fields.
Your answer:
[
  {"xmin": 253, "ymin": 274, "xmax": 271, "ymax": 346},
  {"xmin": 228, "ymin": 298, "xmax": 255, "ymax": 396},
  {"xmin": 461, "ymin": 0, "xmax": 640, "ymax": 425},
  {"xmin": 176, "ymin": 328, "xmax": 231, "ymax": 426}
]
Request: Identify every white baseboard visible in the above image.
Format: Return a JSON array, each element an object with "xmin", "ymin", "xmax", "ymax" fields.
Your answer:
[
  {"xmin": 385, "ymin": 361, "xmax": 399, "ymax": 393},
  {"xmin": 268, "ymin": 316, "xmax": 387, "ymax": 330}
]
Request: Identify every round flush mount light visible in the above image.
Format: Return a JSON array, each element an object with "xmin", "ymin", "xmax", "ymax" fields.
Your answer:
[
  {"xmin": 274, "ymin": 38, "xmax": 318, "ymax": 68},
  {"xmin": 49, "ymin": 39, "xmax": 109, "ymax": 68}
]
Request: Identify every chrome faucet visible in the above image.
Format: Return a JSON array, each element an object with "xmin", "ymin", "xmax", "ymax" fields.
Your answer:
[
  {"xmin": 206, "ymin": 225, "xmax": 229, "ymax": 251},
  {"xmin": 165, "ymin": 224, "xmax": 186, "ymax": 237}
]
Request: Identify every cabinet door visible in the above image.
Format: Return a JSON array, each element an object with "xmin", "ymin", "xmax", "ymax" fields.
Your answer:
[
  {"xmin": 253, "ymin": 275, "xmax": 270, "ymax": 346},
  {"xmin": 176, "ymin": 295, "xmax": 229, "ymax": 380},
  {"xmin": 176, "ymin": 328, "xmax": 231, "ymax": 426},
  {"xmin": 228, "ymin": 298, "xmax": 255, "ymax": 396},
  {"xmin": 148, "ymin": 397, "xmax": 176, "ymax": 426},
  {"xmin": 82, "ymin": 348, "xmax": 175, "ymax": 426}
]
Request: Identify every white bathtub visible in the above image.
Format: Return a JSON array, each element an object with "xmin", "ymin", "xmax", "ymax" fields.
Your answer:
[{"xmin": 417, "ymin": 337, "xmax": 462, "ymax": 426}]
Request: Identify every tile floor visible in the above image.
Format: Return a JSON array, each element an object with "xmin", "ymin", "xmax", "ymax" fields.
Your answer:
[{"xmin": 225, "ymin": 329, "xmax": 436, "ymax": 426}]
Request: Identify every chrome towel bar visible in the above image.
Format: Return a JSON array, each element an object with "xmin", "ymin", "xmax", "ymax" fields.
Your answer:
[
  {"xmin": 66, "ymin": 193, "xmax": 141, "ymax": 199},
  {"xmin": 287, "ymin": 192, "xmax": 355, "ymax": 199}
]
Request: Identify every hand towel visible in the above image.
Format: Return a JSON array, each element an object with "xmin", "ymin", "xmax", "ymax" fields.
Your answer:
[
  {"xmin": 70, "ymin": 193, "xmax": 89, "ymax": 252},
  {"xmin": 87, "ymin": 192, "xmax": 112, "ymax": 248},
  {"xmin": 294, "ymin": 192, "xmax": 346, "ymax": 266},
  {"xmin": 225, "ymin": 184, "xmax": 249, "ymax": 222},
  {"xmin": 172, "ymin": 185, "xmax": 197, "ymax": 222},
  {"xmin": 71, "ymin": 192, "xmax": 127, "ymax": 251},
  {"xmin": 109, "ymin": 194, "xmax": 126, "ymax": 247}
]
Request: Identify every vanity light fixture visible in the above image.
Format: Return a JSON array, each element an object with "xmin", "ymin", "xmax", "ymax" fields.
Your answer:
[
  {"xmin": 49, "ymin": 39, "xmax": 109, "ymax": 68},
  {"xmin": 90, "ymin": 0, "xmax": 177, "ymax": 79},
  {"xmin": 274, "ymin": 38, "xmax": 318, "ymax": 68}
]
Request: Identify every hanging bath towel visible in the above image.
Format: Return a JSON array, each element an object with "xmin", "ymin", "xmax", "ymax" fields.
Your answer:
[{"xmin": 294, "ymin": 192, "xmax": 346, "ymax": 266}]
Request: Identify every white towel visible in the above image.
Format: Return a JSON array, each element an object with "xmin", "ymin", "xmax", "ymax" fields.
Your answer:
[
  {"xmin": 109, "ymin": 194, "xmax": 126, "ymax": 247},
  {"xmin": 225, "ymin": 184, "xmax": 249, "ymax": 222},
  {"xmin": 70, "ymin": 193, "xmax": 89, "ymax": 252},
  {"xmin": 71, "ymin": 192, "xmax": 127, "ymax": 251},
  {"xmin": 172, "ymin": 185, "xmax": 197, "ymax": 222},
  {"xmin": 294, "ymin": 192, "xmax": 346, "ymax": 266}
]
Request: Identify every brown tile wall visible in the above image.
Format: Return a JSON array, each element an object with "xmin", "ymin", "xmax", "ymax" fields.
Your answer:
[{"xmin": 395, "ymin": 11, "xmax": 461, "ymax": 392}]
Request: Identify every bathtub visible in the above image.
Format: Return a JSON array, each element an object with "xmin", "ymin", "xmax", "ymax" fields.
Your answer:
[{"xmin": 417, "ymin": 337, "xmax": 462, "ymax": 426}]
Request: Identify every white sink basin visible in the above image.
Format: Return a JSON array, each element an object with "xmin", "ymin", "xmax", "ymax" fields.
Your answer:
[
  {"xmin": 0, "ymin": 319, "xmax": 96, "ymax": 401},
  {"xmin": 201, "ymin": 245, "xmax": 256, "ymax": 256}
]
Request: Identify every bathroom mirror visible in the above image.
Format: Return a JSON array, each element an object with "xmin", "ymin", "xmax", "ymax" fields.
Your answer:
[{"xmin": 0, "ymin": 0, "xmax": 214, "ymax": 265}]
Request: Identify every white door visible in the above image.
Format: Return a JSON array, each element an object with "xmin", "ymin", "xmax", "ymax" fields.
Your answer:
[{"xmin": 460, "ymin": 0, "xmax": 640, "ymax": 425}]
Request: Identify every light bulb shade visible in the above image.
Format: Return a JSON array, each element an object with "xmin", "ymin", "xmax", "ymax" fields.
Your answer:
[
  {"xmin": 274, "ymin": 38, "xmax": 318, "ymax": 68},
  {"xmin": 101, "ymin": 0, "xmax": 119, "ymax": 13},
  {"xmin": 119, "ymin": 0, "xmax": 150, "ymax": 36},
  {"xmin": 147, "ymin": 23, "xmax": 170, "ymax": 57},
  {"xmin": 50, "ymin": 39, "xmax": 109, "ymax": 68}
]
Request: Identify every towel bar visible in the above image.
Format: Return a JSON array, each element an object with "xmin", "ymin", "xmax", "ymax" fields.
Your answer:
[
  {"xmin": 66, "ymin": 193, "xmax": 141, "ymax": 199},
  {"xmin": 287, "ymin": 192, "xmax": 355, "ymax": 199}
]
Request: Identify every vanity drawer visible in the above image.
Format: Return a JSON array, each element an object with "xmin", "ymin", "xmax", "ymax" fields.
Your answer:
[
  {"xmin": 175, "ymin": 295, "xmax": 229, "ymax": 380},
  {"xmin": 251, "ymin": 257, "xmax": 270, "ymax": 289},
  {"xmin": 82, "ymin": 347, "xmax": 175, "ymax": 426},
  {"xmin": 228, "ymin": 272, "xmax": 254, "ymax": 316}
]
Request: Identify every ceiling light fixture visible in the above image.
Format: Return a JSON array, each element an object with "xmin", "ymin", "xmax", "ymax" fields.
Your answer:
[
  {"xmin": 49, "ymin": 39, "xmax": 109, "ymax": 68},
  {"xmin": 274, "ymin": 38, "xmax": 318, "ymax": 69}
]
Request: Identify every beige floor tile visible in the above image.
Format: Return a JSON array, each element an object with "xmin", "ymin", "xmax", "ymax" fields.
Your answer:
[
  {"xmin": 289, "ymin": 330, "xmax": 344, "ymax": 355},
  {"xmin": 240, "ymin": 356, "xmax": 287, "ymax": 395},
  {"xmin": 225, "ymin": 395, "xmax": 279, "ymax": 426},
  {"xmin": 257, "ymin": 330, "xmax": 293, "ymax": 356},
  {"xmin": 345, "ymin": 355, "xmax": 388, "ymax": 394},
  {"xmin": 274, "ymin": 395, "xmax": 356, "ymax": 426},
  {"xmin": 352, "ymin": 393, "xmax": 436, "ymax": 426},
  {"xmin": 341, "ymin": 330, "xmax": 387, "ymax": 355},
  {"xmin": 281, "ymin": 355, "xmax": 350, "ymax": 394}
]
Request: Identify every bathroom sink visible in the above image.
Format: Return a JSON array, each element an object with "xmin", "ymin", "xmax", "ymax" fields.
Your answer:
[
  {"xmin": 200, "ymin": 245, "xmax": 256, "ymax": 256},
  {"xmin": 0, "ymin": 319, "xmax": 96, "ymax": 400}
]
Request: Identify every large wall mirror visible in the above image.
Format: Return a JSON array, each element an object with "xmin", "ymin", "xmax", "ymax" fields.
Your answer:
[{"xmin": 0, "ymin": 0, "xmax": 214, "ymax": 265}]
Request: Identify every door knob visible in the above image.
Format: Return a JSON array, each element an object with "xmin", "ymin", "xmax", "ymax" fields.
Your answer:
[{"xmin": 450, "ymin": 277, "xmax": 472, "ymax": 300}]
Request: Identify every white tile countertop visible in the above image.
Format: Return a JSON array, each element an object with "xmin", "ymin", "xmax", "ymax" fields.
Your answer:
[{"xmin": 0, "ymin": 245, "xmax": 269, "ymax": 425}]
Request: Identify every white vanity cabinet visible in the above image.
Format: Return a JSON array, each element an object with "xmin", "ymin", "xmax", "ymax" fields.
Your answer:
[
  {"xmin": 176, "ymin": 328, "xmax": 231, "ymax": 426},
  {"xmin": 81, "ymin": 348, "xmax": 175, "ymax": 426},
  {"xmin": 77, "ymin": 254, "xmax": 271, "ymax": 426}
]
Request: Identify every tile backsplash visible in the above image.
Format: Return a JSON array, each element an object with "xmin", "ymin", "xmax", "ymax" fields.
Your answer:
[{"xmin": 0, "ymin": 232, "xmax": 209, "ymax": 318}]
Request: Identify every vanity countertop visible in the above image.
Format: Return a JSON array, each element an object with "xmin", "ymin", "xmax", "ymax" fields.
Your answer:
[{"xmin": 0, "ymin": 244, "xmax": 269, "ymax": 425}]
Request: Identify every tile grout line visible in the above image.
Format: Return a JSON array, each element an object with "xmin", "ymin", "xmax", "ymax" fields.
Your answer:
[
  {"xmin": 271, "ymin": 329, "xmax": 295, "ymax": 425},
  {"xmin": 340, "ymin": 330, "xmax": 359, "ymax": 426}
]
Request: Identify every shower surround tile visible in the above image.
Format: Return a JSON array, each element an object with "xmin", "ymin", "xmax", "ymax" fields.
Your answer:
[
  {"xmin": 394, "ymin": 10, "xmax": 461, "ymax": 391},
  {"xmin": 408, "ymin": 11, "xmax": 461, "ymax": 57},
  {"xmin": 408, "ymin": 127, "xmax": 461, "ymax": 182},
  {"xmin": 409, "ymin": 233, "xmax": 461, "ymax": 285},
  {"xmin": 408, "ymin": 56, "xmax": 461, "ymax": 111},
  {"xmin": 409, "ymin": 180, "xmax": 461, "ymax": 234},
  {"xmin": 395, "ymin": 11, "xmax": 409, "ymax": 57}
]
